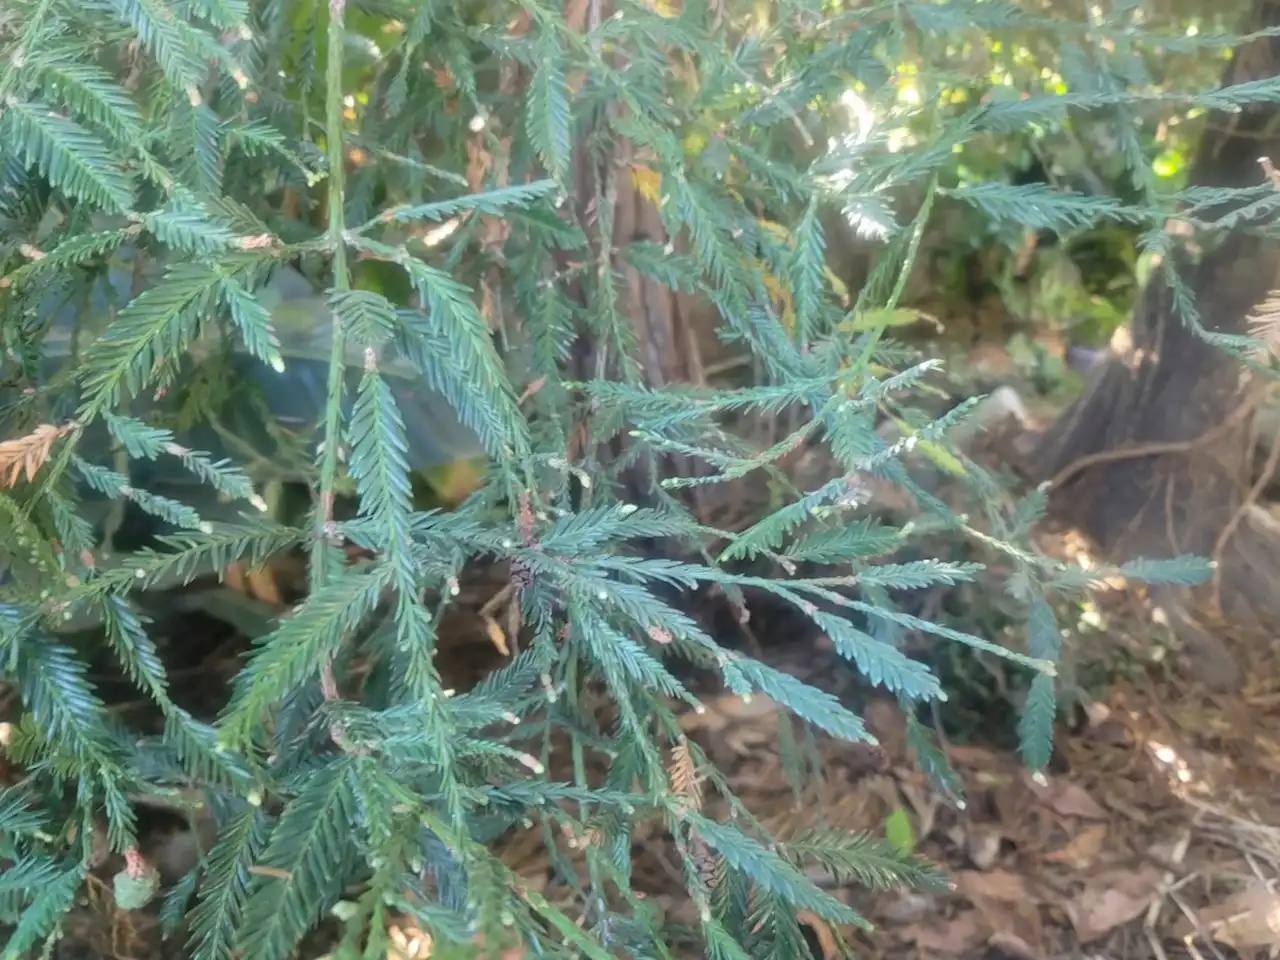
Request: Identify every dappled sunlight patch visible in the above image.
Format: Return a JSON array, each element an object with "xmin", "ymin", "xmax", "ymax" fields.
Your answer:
[{"xmin": 1145, "ymin": 738, "xmax": 1199, "ymax": 790}]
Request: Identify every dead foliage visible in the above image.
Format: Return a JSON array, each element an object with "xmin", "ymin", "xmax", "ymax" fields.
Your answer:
[{"xmin": 0, "ymin": 421, "xmax": 76, "ymax": 487}]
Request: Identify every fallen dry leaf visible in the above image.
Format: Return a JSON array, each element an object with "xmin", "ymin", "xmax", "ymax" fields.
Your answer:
[
  {"xmin": 796, "ymin": 911, "xmax": 837, "ymax": 960},
  {"xmin": 1044, "ymin": 824, "xmax": 1107, "ymax": 870},
  {"xmin": 977, "ymin": 898, "xmax": 1044, "ymax": 955},
  {"xmin": 988, "ymin": 930, "xmax": 1043, "ymax": 960},
  {"xmin": 1066, "ymin": 865, "xmax": 1163, "ymax": 942},
  {"xmin": 680, "ymin": 693, "xmax": 782, "ymax": 756},
  {"xmin": 992, "ymin": 777, "xmax": 1036, "ymax": 832},
  {"xmin": 947, "ymin": 745, "xmax": 1003, "ymax": 769},
  {"xmin": 1023, "ymin": 772, "xmax": 1108, "ymax": 820},
  {"xmin": 957, "ymin": 870, "xmax": 1029, "ymax": 903},
  {"xmin": 863, "ymin": 698, "xmax": 907, "ymax": 755},
  {"xmin": 908, "ymin": 910, "xmax": 988, "ymax": 955},
  {"xmin": 245, "ymin": 565, "xmax": 285, "ymax": 606},
  {"xmin": 1173, "ymin": 884, "xmax": 1280, "ymax": 950},
  {"xmin": 958, "ymin": 871, "xmax": 1045, "ymax": 955},
  {"xmin": 482, "ymin": 615, "xmax": 510, "ymax": 656},
  {"xmin": 882, "ymin": 892, "xmax": 934, "ymax": 925},
  {"xmin": 965, "ymin": 824, "xmax": 1004, "ymax": 871},
  {"xmin": 562, "ymin": 0, "xmax": 590, "ymax": 31},
  {"xmin": 681, "ymin": 693, "xmax": 780, "ymax": 732}
]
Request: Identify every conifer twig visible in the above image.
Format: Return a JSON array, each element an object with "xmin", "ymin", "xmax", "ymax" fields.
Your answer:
[
  {"xmin": 313, "ymin": 0, "xmax": 352, "ymax": 587},
  {"xmin": 311, "ymin": 0, "xmax": 352, "ymax": 732},
  {"xmin": 320, "ymin": 661, "xmax": 362, "ymax": 753},
  {"xmin": 0, "ymin": 0, "xmax": 54, "ymax": 101},
  {"xmin": 851, "ymin": 174, "xmax": 937, "ymax": 373}
]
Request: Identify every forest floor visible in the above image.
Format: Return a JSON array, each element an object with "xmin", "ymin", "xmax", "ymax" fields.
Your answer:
[{"xmin": 622, "ymin": 554, "xmax": 1280, "ymax": 960}]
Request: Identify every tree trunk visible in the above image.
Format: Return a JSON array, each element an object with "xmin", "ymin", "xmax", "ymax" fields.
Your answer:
[
  {"xmin": 1033, "ymin": 0, "xmax": 1280, "ymax": 689},
  {"xmin": 559, "ymin": 0, "xmax": 714, "ymax": 509}
]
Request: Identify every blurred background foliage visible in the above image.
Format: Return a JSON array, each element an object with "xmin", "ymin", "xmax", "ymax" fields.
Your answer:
[
  {"xmin": 3, "ymin": 0, "xmax": 1252, "ymax": 688},
  {"xmin": 5, "ymin": 0, "xmax": 1253, "ymax": 524}
]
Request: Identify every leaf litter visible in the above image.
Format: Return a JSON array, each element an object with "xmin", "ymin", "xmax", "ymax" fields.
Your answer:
[
  {"xmin": 545, "ymin": 577, "xmax": 1280, "ymax": 960},
  {"xmin": 458, "ymin": 575, "xmax": 1278, "ymax": 960}
]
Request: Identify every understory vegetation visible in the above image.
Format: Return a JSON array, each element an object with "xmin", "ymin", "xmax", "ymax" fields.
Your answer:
[{"xmin": 0, "ymin": 0, "xmax": 1276, "ymax": 957}]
